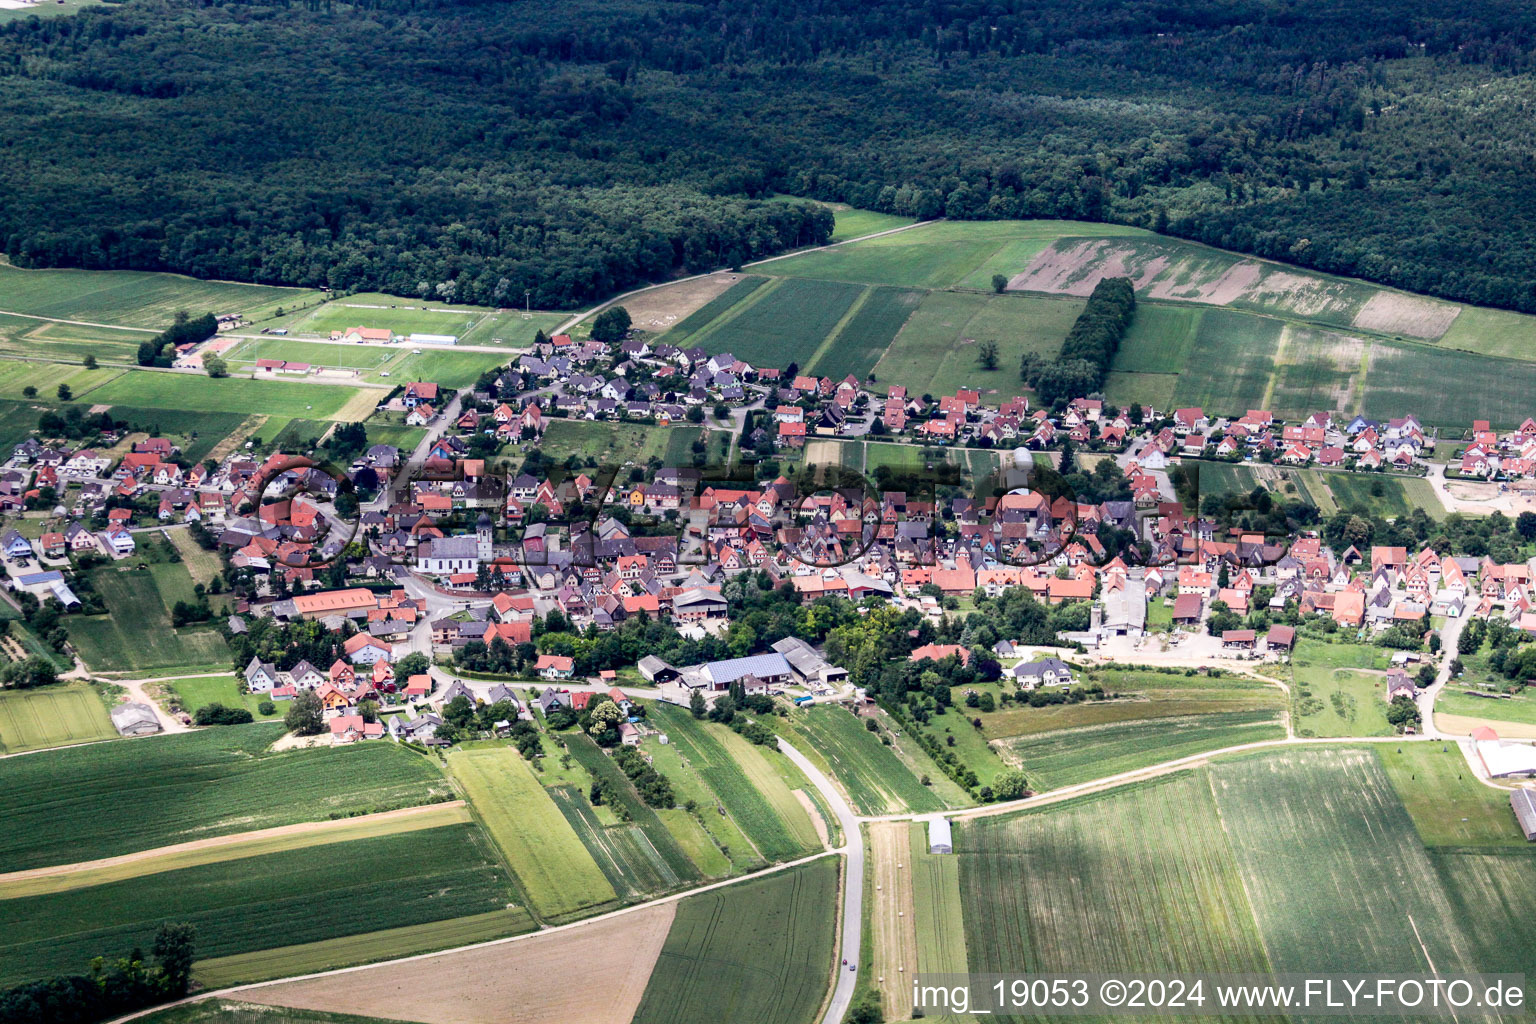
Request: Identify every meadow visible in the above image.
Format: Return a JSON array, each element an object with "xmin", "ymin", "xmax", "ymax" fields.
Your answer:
[
  {"xmin": 191, "ymin": 907, "xmax": 535, "ymax": 989},
  {"xmin": 0, "ymin": 725, "xmax": 452, "ymax": 871},
  {"xmin": 82, "ymin": 372, "xmax": 376, "ymax": 420},
  {"xmin": 630, "ymin": 857, "xmax": 838, "ymax": 1024},
  {"xmin": 650, "ymin": 704, "xmax": 819, "ymax": 862},
  {"xmin": 958, "ymin": 772, "xmax": 1273, "ymax": 976},
  {"xmin": 0, "ymin": 264, "xmax": 320, "ymax": 329},
  {"xmin": 0, "ymin": 360, "xmax": 122, "ymax": 401},
  {"xmin": 1000, "ymin": 709, "xmax": 1285, "ymax": 791},
  {"xmin": 0, "ymin": 682, "xmax": 116, "ymax": 754},
  {"xmin": 780, "ymin": 706, "xmax": 950, "ymax": 815},
  {"xmin": 1290, "ymin": 639, "xmax": 1396, "ymax": 738},
  {"xmin": 168, "ymin": 675, "xmax": 284, "ymax": 721},
  {"xmin": 563, "ymin": 734, "xmax": 702, "ymax": 886},
  {"xmin": 978, "ymin": 670, "xmax": 1285, "ymax": 739},
  {"xmin": 0, "ymin": 824, "xmax": 509, "ymax": 987},
  {"xmin": 1376, "ymin": 743, "xmax": 1527, "ymax": 848},
  {"xmin": 540, "ymin": 419, "xmax": 694, "ymax": 467},
  {"xmin": 446, "ymin": 746, "xmax": 618, "ymax": 921},
  {"xmin": 1435, "ymin": 687, "xmax": 1536, "ymax": 736},
  {"xmin": 68, "ymin": 563, "xmax": 230, "ymax": 673}
]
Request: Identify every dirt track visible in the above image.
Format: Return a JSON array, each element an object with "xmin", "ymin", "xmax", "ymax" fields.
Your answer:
[{"xmin": 245, "ymin": 901, "xmax": 676, "ymax": 1024}]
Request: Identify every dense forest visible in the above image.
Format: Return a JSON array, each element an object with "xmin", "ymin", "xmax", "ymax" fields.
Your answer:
[{"xmin": 4, "ymin": 0, "xmax": 1536, "ymax": 310}]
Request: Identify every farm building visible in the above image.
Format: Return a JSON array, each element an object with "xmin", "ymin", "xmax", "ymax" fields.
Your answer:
[
  {"xmin": 928, "ymin": 816, "xmax": 953, "ymax": 854},
  {"xmin": 637, "ymin": 655, "xmax": 679, "ymax": 684},
  {"xmin": 109, "ymin": 702, "xmax": 161, "ymax": 737},
  {"xmin": 685, "ymin": 652, "xmax": 794, "ymax": 691},
  {"xmin": 770, "ymin": 636, "xmax": 848, "ymax": 687},
  {"xmin": 1513, "ymin": 789, "xmax": 1536, "ymax": 842},
  {"xmin": 1472, "ymin": 726, "xmax": 1536, "ymax": 778}
]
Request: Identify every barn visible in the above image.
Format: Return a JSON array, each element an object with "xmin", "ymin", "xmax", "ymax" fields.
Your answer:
[
  {"xmin": 1512, "ymin": 789, "xmax": 1536, "ymax": 842},
  {"xmin": 928, "ymin": 816, "xmax": 953, "ymax": 855}
]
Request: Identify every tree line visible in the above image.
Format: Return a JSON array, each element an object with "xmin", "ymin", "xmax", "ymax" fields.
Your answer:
[{"xmin": 1019, "ymin": 277, "xmax": 1135, "ymax": 404}]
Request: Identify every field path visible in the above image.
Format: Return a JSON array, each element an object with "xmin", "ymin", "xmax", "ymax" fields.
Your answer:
[
  {"xmin": 551, "ymin": 219, "xmax": 938, "ymax": 335},
  {"xmin": 0, "ymin": 802, "xmax": 469, "ymax": 895}
]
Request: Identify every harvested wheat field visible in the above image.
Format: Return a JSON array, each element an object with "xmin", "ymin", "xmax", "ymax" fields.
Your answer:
[
  {"xmin": 620, "ymin": 273, "xmax": 750, "ymax": 332},
  {"xmin": 1351, "ymin": 290, "xmax": 1460, "ymax": 339},
  {"xmin": 868, "ymin": 822, "xmax": 918, "ymax": 1020},
  {"xmin": 244, "ymin": 902, "xmax": 676, "ymax": 1024}
]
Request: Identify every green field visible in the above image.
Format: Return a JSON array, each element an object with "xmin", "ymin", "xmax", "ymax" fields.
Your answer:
[
  {"xmin": 1000, "ymin": 710, "xmax": 1285, "ymax": 791},
  {"xmin": 0, "ymin": 360, "xmax": 123, "ymax": 401},
  {"xmin": 0, "ymin": 264, "xmax": 320, "ymax": 329},
  {"xmin": 908, "ymin": 821, "xmax": 972, "ymax": 1024},
  {"xmin": 1209, "ymin": 748, "xmax": 1501, "ymax": 978},
  {"xmin": 374, "ymin": 347, "xmax": 508, "ymax": 388},
  {"xmin": 192, "ymin": 907, "xmax": 535, "ymax": 989},
  {"xmin": 1438, "ymin": 304, "xmax": 1536, "ymax": 361},
  {"xmin": 1436, "ymin": 686, "xmax": 1536, "ymax": 730},
  {"xmin": 650, "ymin": 704, "xmax": 819, "ymax": 862},
  {"xmin": 0, "ymin": 725, "xmax": 451, "ymax": 871},
  {"xmin": 693, "ymin": 277, "xmax": 865, "ymax": 368},
  {"xmin": 547, "ymin": 783, "xmax": 698, "ymax": 895},
  {"xmin": 959, "ymin": 771, "xmax": 1273, "ymax": 977},
  {"xmin": 766, "ymin": 198, "xmax": 915, "ymax": 244},
  {"xmin": 0, "ymin": 824, "xmax": 508, "ymax": 987},
  {"xmin": 1101, "ymin": 370, "xmax": 1178, "ymax": 412},
  {"xmin": 1324, "ymin": 471, "xmax": 1444, "ymax": 520},
  {"xmin": 1110, "ymin": 303, "xmax": 1203, "ymax": 374},
  {"xmin": 870, "ymin": 290, "xmax": 1078, "ymax": 402},
  {"xmin": 1363, "ymin": 340, "xmax": 1536, "ymax": 427},
  {"xmin": 783, "ymin": 706, "xmax": 950, "ymax": 815},
  {"xmin": 661, "ymin": 276, "xmax": 769, "ymax": 345},
  {"xmin": 642, "ymin": 720, "xmax": 767, "ymax": 873},
  {"xmin": 0, "ymin": 683, "xmax": 117, "ymax": 754},
  {"xmin": 98, "ymin": 407, "xmax": 253, "ymax": 463},
  {"xmin": 0, "ymin": 311, "xmax": 149, "ymax": 363},
  {"xmin": 770, "ymin": 220, "xmax": 1146, "ymax": 291},
  {"xmin": 69, "ymin": 563, "xmax": 230, "ymax": 673},
  {"xmin": 562, "ymin": 734, "xmax": 702, "ymax": 886},
  {"xmin": 1170, "ymin": 308, "xmax": 1282, "ymax": 414},
  {"xmin": 1290, "ymin": 639, "xmax": 1396, "ymax": 738},
  {"xmin": 630, "ymin": 857, "xmax": 838, "ymax": 1024},
  {"xmin": 446, "ymin": 746, "xmax": 618, "ymax": 921},
  {"xmin": 83, "ymin": 371, "xmax": 375, "ymax": 420},
  {"xmin": 804, "ymin": 286, "xmax": 922, "ymax": 381},
  {"xmin": 978, "ymin": 670, "xmax": 1285, "ymax": 739}
]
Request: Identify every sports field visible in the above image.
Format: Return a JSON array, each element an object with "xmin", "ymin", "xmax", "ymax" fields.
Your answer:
[
  {"xmin": 226, "ymin": 337, "xmax": 394, "ymax": 370},
  {"xmin": 630, "ymin": 857, "xmax": 838, "ymax": 1024},
  {"xmin": 0, "ymin": 264, "xmax": 320, "ymax": 329},
  {"xmin": 0, "ymin": 683, "xmax": 116, "ymax": 754},
  {"xmin": 0, "ymin": 824, "xmax": 509, "ymax": 987},
  {"xmin": 0, "ymin": 725, "xmax": 451, "ymax": 871},
  {"xmin": 68, "ymin": 563, "xmax": 230, "ymax": 673},
  {"xmin": 277, "ymin": 292, "xmax": 513, "ymax": 339},
  {"xmin": 1290, "ymin": 639, "xmax": 1396, "ymax": 738},
  {"xmin": 446, "ymin": 746, "xmax": 618, "ymax": 920},
  {"xmin": 83, "ymin": 371, "xmax": 377, "ymax": 420},
  {"xmin": 371, "ymin": 347, "xmax": 508, "ymax": 387}
]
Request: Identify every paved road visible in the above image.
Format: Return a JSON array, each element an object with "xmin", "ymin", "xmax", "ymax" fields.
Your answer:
[
  {"xmin": 778, "ymin": 737, "xmax": 863, "ymax": 1024},
  {"xmin": 1418, "ymin": 613, "xmax": 1468, "ymax": 739}
]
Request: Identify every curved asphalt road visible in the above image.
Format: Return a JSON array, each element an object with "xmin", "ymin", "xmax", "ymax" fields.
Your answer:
[{"xmin": 778, "ymin": 737, "xmax": 864, "ymax": 1024}]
